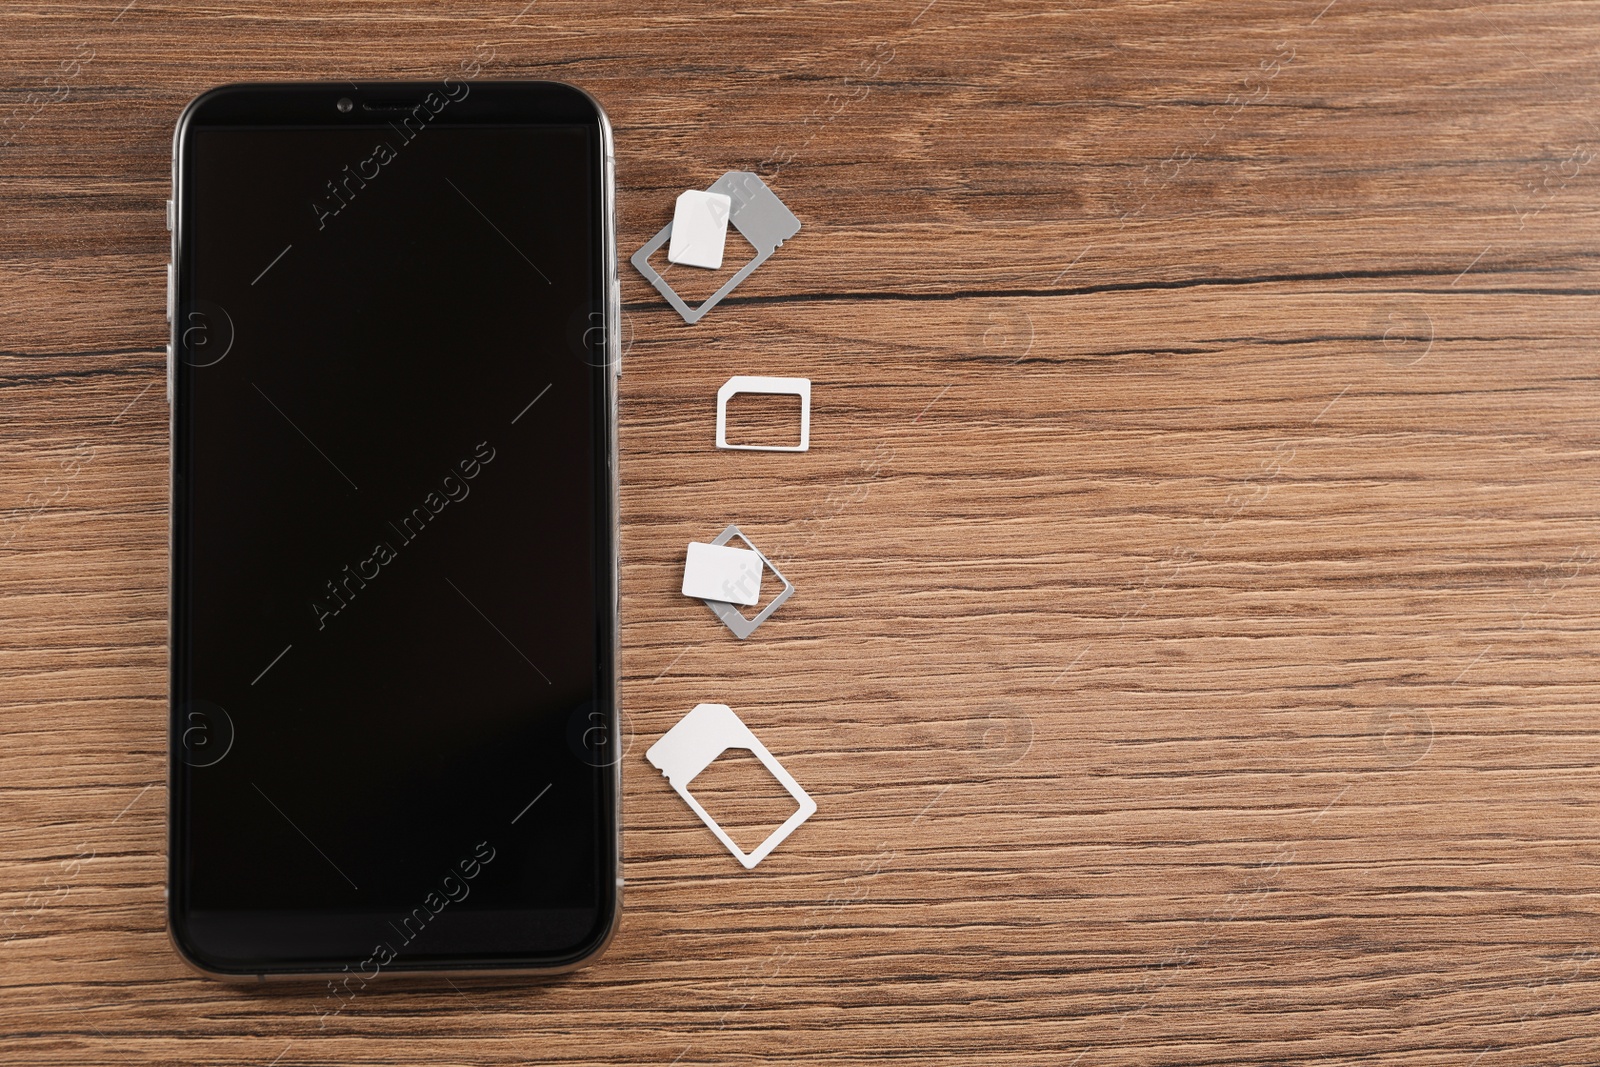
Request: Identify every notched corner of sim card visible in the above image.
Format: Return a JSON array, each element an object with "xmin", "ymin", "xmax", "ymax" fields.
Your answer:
[{"xmin": 646, "ymin": 703, "xmax": 817, "ymax": 870}]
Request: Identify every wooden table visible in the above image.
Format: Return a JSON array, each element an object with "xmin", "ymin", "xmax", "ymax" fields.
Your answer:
[{"xmin": 4, "ymin": 2, "xmax": 1598, "ymax": 1064}]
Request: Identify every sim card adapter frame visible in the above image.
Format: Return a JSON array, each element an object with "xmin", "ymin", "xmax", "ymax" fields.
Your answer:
[
  {"xmin": 716, "ymin": 375, "xmax": 811, "ymax": 453},
  {"xmin": 630, "ymin": 170, "xmax": 802, "ymax": 325},
  {"xmin": 700, "ymin": 524, "xmax": 793, "ymax": 639},
  {"xmin": 646, "ymin": 703, "xmax": 817, "ymax": 869}
]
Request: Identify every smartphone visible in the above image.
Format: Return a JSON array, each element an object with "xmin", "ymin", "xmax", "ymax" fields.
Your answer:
[{"xmin": 167, "ymin": 81, "xmax": 620, "ymax": 979}]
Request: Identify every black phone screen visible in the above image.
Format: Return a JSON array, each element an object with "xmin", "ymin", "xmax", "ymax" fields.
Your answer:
[{"xmin": 169, "ymin": 83, "xmax": 618, "ymax": 976}]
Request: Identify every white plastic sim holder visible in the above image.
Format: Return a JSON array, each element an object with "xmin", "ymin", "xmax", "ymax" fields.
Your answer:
[
  {"xmin": 716, "ymin": 376, "xmax": 810, "ymax": 452},
  {"xmin": 646, "ymin": 703, "xmax": 817, "ymax": 870}
]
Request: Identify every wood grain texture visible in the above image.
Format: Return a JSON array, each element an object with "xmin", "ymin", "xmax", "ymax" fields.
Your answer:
[{"xmin": 3, "ymin": 1, "xmax": 1599, "ymax": 1064}]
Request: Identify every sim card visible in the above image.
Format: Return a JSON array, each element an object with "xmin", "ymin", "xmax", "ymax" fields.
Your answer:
[
  {"xmin": 667, "ymin": 190, "xmax": 732, "ymax": 269},
  {"xmin": 682, "ymin": 541, "xmax": 763, "ymax": 606}
]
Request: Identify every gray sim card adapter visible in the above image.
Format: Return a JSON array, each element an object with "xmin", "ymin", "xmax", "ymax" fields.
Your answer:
[
  {"xmin": 699, "ymin": 524, "xmax": 793, "ymax": 639},
  {"xmin": 631, "ymin": 171, "xmax": 801, "ymax": 324},
  {"xmin": 646, "ymin": 703, "xmax": 817, "ymax": 869}
]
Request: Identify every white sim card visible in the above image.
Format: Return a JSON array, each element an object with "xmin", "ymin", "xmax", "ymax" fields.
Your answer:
[
  {"xmin": 666, "ymin": 190, "xmax": 733, "ymax": 269},
  {"xmin": 682, "ymin": 541, "xmax": 763, "ymax": 606}
]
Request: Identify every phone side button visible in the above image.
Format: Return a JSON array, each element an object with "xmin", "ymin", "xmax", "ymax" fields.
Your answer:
[
  {"xmin": 165, "ymin": 198, "xmax": 173, "ymax": 232},
  {"xmin": 165, "ymin": 263, "xmax": 173, "ymax": 323},
  {"xmin": 166, "ymin": 344, "xmax": 174, "ymax": 405}
]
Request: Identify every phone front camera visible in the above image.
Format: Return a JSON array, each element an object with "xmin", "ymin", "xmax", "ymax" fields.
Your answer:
[{"xmin": 336, "ymin": 97, "xmax": 354, "ymax": 113}]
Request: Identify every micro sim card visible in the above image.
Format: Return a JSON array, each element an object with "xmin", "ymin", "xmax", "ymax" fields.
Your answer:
[{"xmin": 682, "ymin": 541, "xmax": 763, "ymax": 606}]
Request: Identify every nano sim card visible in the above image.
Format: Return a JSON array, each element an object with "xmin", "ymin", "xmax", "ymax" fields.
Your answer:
[
  {"xmin": 682, "ymin": 541, "xmax": 763, "ymax": 606},
  {"xmin": 667, "ymin": 190, "xmax": 732, "ymax": 270}
]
